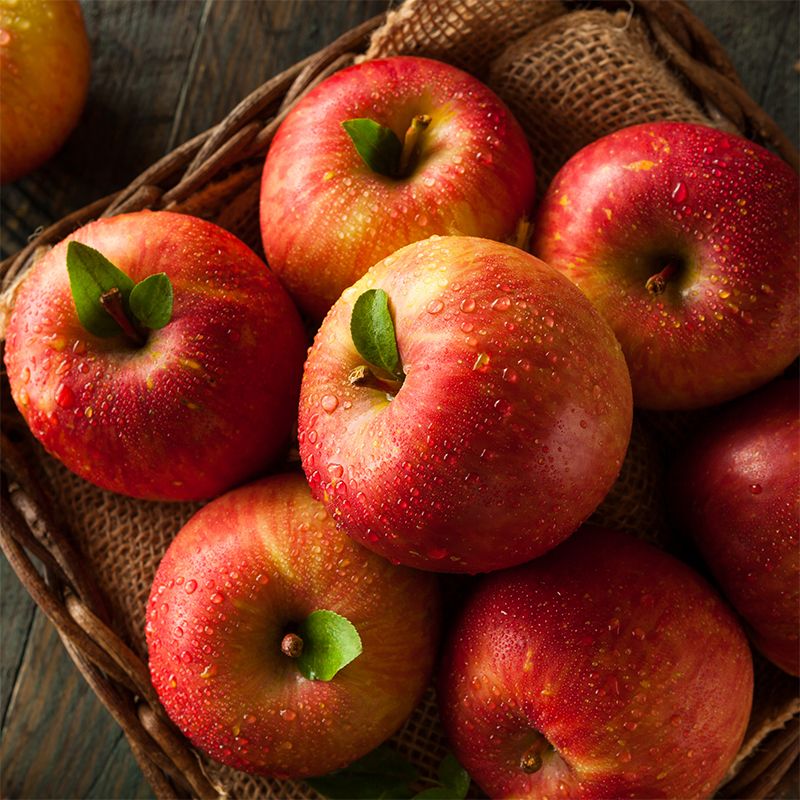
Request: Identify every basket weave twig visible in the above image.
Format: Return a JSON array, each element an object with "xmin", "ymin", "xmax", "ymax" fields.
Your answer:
[{"xmin": 1, "ymin": 2, "xmax": 798, "ymax": 798}]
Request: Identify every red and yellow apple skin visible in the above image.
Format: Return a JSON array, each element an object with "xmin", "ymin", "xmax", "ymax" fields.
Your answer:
[
  {"xmin": 146, "ymin": 474, "xmax": 439, "ymax": 778},
  {"xmin": 672, "ymin": 378, "xmax": 800, "ymax": 675},
  {"xmin": 260, "ymin": 56, "xmax": 535, "ymax": 320},
  {"xmin": 533, "ymin": 122, "xmax": 799, "ymax": 410},
  {"xmin": 298, "ymin": 236, "xmax": 632, "ymax": 573},
  {"xmin": 4, "ymin": 211, "xmax": 307, "ymax": 501},
  {"xmin": 0, "ymin": 0, "xmax": 90, "ymax": 183},
  {"xmin": 439, "ymin": 527, "xmax": 753, "ymax": 799}
]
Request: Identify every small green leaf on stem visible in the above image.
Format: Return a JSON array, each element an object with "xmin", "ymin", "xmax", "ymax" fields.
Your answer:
[
  {"xmin": 342, "ymin": 118, "xmax": 402, "ymax": 177},
  {"xmin": 129, "ymin": 273, "xmax": 173, "ymax": 330},
  {"xmin": 350, "ymin": 289, "xmax": 402, "ymax": 380},
  {"xmin": 307, "ymin": 744, "xmax": 417, "ymax": 799},
  {"xmin": 66, "ymin": 241, "xmax": 135, "ymax": 338},
  {"xmin": 297, "ymin": 610, "xmax": 362, "ymax": 682}
]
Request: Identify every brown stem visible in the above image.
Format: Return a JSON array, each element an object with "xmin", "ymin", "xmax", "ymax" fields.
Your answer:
[
  {"xmin": 645, "ymin": 262, "xmax": 678, "ymax": 295},
  {"xmin": 281, "ymin": 633, "xmax": 304, "ymax": 658},
  {"xmin": 398, "ymin": 114, "xmax": 431, "ymax": 176},
  {"xmin": 99, "ymin": 288, "xmax": 146, "ymax": 346},
  {"xmin": 348, "ymin": 365, "xmax": 403, "ymax": 394}
]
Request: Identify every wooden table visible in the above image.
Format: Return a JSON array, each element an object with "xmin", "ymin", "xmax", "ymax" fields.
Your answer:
[{"xmin": 1, "ymin": 1, "xmax": 797, "ymax": 797}]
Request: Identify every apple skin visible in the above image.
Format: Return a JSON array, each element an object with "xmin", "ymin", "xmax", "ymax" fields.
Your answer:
[
  {"xmin": 4, "ymin": 210, "xmax": 307, "ymax": 501},
  {"xmin": 260, "ymin": 56, "xmax": 535, "ymax": 320},
  {"xmin": 298, "ymin": 236, "xmax": 632, "ymax": 573},
  {"xmin": 146, "ymin": 473, "xmax": 440, "ymax": 778},
  {"xmin": 533, "ymin": 122, "xmax": 799, "ymax": 410},
  {"xmin": 439, "ymin": 526, "xmax": 753, "ymax": 799},
  {"xmin": 672, "ymin": 377, "xmax": 799, "ymax": 675},
  {"xmin": 0, "ymin": 0, "xmax": 90, "ymax": 183}
]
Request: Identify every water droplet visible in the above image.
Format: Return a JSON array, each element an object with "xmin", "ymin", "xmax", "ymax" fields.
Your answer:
[
  {"xmin": 184, "ymin": 579, "xmax": 198, "ymax": 594},
  {"xmin": 211, "ymin": 592, "xmax": 224, "ymax": 604},
  {"xmin": 328, "ymin": 463, "xmax": 344, "ymax": 478},
  {"xmin": 280, "ymin": 709, "xmax": 297, "ymax": 721},
  {"xmin": 256, "ymin": 573, "xmax": 269, "ymax": 585},
  {"xmin": 427, "ymin": 299, "xmax": 444, "ymax": 314},
  {"xmin": 750, "ymin": 483, "xmax": 763, "ymax": 495},
  {"xmin": 671, "ymin": 182, "xmax": 688, "ymax": 203},
  {"xmin": 181, "ymin": 651, "xmax": 193, "ymax": 664},
  {"xmin": 543, "ymin": 315, "xmax": 555, "ymax": 328},
  {"xmin": 492, "ymin": 296, "xmax": 511, "ymax": 311},
  {"xmin": 460, "ymin": 298, "xmax": 476, "ymax": 313},
  {"xmin": 502, "ymin": 368, "xmax": 518, "ymax": 384},
  {"xmin": 428, "ymin": 547, "xmax": 448, "ymax": 560},
  {"xmin": 321, "ymin": 395, "xmax": 338, "ymax": 413},
  {"xmin": 55, "ymin": 383, "xmax": 74, "ymax": 409}
]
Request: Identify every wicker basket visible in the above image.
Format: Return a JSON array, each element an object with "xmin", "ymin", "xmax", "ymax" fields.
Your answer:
[{"xmin": 1, "ymin": 1, "xmax": 798, "ymax": 798}]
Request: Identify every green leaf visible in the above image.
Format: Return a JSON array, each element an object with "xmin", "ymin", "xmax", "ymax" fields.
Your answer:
[
  {"xmin": 129, "ymin": 273, "xmax": 173, "ymax": 330},
  {"xmin": 66, "ymin": 241, "xmax": 135, "ymax": 338},
  {"xmin": 350, "ymin": 289, "xmax": 402, "ymax": 380},
  {"xmin": 297, "ymin": 609, "xmax": 362, "ymax": 682},
  {"xmin": 342, "ymin": 118, "xmax": 402, "ymax": 177},
  {"xmin": 307, "ymin": 745, "xmax": 417, "ymax": 799},
  {"xmin": 438, "ymin": 753, "xmax": 470, "ymax": 798}
]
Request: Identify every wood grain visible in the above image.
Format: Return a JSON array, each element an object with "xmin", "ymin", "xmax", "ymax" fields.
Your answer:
[{"xmin": 0, "ymin": 1, "xmax": 797, "ymax": 798}]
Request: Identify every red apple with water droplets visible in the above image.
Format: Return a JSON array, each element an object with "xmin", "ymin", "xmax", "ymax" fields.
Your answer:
[
  {"xmin": 298, "ymin": 236, "xmax": 632, "ymax": 573},
  {"xmin": 534, "ymin": 122, "xmax": 799, "ymax": 409},
  {"xmin": 0, "ymin": 0, "xmax": 90, "ymax": 183},
  {"xmin": 672, "ymin": 377, "xmax": 800, "ymax": 675},
  {"xmin": 260, "ymin": 56, "xmax": 535, "ymax": 319},
  {"xmin": 146, "ymin": 474, "xmax": 439, "ymax": 777},
  {"xmin": 439, "ymin": 527, "xmax": 753, "ymax": 799},
  {"xmin": 4, "ymin": 211, "xmax": 307, "ymax": 500}
]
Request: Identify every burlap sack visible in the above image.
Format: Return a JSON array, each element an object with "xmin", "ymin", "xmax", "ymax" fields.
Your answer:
[{"xmin": 9, "ymin": 0, "xmax": 797, "ymax": 797}]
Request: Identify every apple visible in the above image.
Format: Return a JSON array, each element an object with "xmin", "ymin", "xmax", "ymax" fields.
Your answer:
[
  {"xmin": 0, "ymin": 0, "xmax": 90, "ymax": 183},
  {"xmin": 672, "ymin": 377, "xmax": 799, "ymax": 675},
  {"xmin": 533, "ymin": 122, "xmax": 799, "ymax": 410},
  {"xmin": 260, "ymin": 55, "xmax": 535, "ymax": 320},
  {"xmin": 298, "ymin": 236, "xmax": 632, "ymax": 573},
  {"xmin": 146, "ymin": 473, "xmax": 440, "ymax": 778},
  {"xmin": 4, "ymin": 210, "xmax": 307, "ymax": 501},
  {"xmin": 439, "ymin": 526, "xmax": 753, "ymax": 799}
]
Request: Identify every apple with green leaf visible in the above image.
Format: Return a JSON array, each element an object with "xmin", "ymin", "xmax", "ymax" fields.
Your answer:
[
  {"xmin": 260, "ymin": 56, "xmax": 535, "ymax": 319},
  {"xmin": 146, "ymin": 474, "xmax": 440, "ymax": 778},
  {"xmin": 4, "ymin": 210, "xmax": 307, "ymax": 501},
  {"xmin": 672, "ymin": 377, "xmax": 799, "ymax": 675},
  {"xmin": 439, "ymin": 527, "xmax": 753, "ymax": 799},
  {"xmin": 298, "ymin": 236, "xmax": 632, "ymax": 573},
  {"xmin": 0, "ymin": 0, "xmax": 91, "ymax": 183},
  {"xmin": 533, "ymin": 122, "xmax": 799, "ymax": 409}
]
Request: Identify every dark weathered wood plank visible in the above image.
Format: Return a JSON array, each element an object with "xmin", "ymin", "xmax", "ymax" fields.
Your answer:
[
  {"xmin": 170, "ymin": 0, "xmax": 389, "ymax": 146},
  {"xmin": 0, "ymin": 557, "xmax": 37, "ymax": 729},
  {"xmin": 687, "ymin": 0, "xmax": 799, "ymax": 150},
  {"xmin": 1, "ymin": 0, "xmax": 204, "ymax": 259},
  {"xmin": 0, "ymin": 614, "xmax": 145, "ymax": 799}
]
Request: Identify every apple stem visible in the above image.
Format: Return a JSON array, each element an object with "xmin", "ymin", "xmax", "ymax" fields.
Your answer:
[
  {"xmin": 520, "ymin": 751, "xmax": 543, "ymax": 774},
  {"xmin": 281, "ymin": 632, "xmax": 304, "ymax": 658},
  {"xmin": 348, "ymin": 365, "xmax": 403, "ymax": 393},
  {"xmin": 398, "ymin": 114, "xmax": 431, "ymax": 176},
  {"xmin": 645, "ymin": 262, "xmax": 678, "ymax": 295},
  {"xmin": 519, "ymin": 734, "xmax": 554, "ymax": 774},
  {"xmin": 99, "ymin": 288, "xmax": 146, "ymax": 346}
]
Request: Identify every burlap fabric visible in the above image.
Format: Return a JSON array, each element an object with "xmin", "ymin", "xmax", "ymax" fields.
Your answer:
[{"xmin": 6, "ymin": 1, "xmax": 797, "ymax": 797}]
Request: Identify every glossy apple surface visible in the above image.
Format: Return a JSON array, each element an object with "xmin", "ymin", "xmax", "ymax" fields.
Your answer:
[
  {"xmin": 298, "ymin": 236, "xmax": 632, "ymax": 573},
  {"xmin": 439, "ymin": 527, "xmax": 753, "ymax": 799},
  {"xmin": 146, "ymin": 473, "xmax": 440, "ymax": 777},
  {"xmin": 534, "ymin": 122, "xmax": 799, "ymax": 409},
  {"xmin": 260, "ymin": 56, "xmax": 535, "ymax": 319},
  {"xmin": 4, "ymin": 210, "xmax": 307, "ymax": 501},
  {"xmin": 672, "ymin": 377, "xmax": 799, "ymax": 675},
  {"xmin": 0, "ymin": 0, "xmax": 90, "ymax": 183}
]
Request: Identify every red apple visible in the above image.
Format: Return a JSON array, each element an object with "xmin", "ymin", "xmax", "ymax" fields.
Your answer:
[
  {"xmin": 4, "ymin": 210, "xmax": 307, "ymax": 501},
  {"xmin": 672, "ymin": 377, "xmax": 799, "ymax": 675},
  {"xmin": 0, "ymin": 0, "xmax": 90, "ymax": 183},
  {"xmin": 533, "ymin": 122, "xmax": 799, "ymax": 409},
  {"xmin": 298, "ymin": 236, "xmax": 632, "ymax": 573},
  {"xmin": 146, "ymin": 473, "xmax": 440, "ymax": 778},
  {"xmin": 439, "ymin": 526, "xmax": 753, "ymax": 799},
  {"xmin": 260, "ymin": 56, "xmax": 535, "ymax": 319}
]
